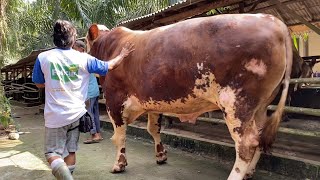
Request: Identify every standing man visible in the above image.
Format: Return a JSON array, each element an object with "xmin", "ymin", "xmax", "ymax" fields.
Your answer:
[
  {"xmin": 73, "ymin": 40, "xmax": 103, "ymax": 144},
  {"xmin": 32, "ymin": 20, "xmax": 134, "ymax": 180}
]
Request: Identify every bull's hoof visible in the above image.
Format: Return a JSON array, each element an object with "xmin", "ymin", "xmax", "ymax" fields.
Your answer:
[
  {"xmin": 243, "ymin": 173, "xmax": 253, "ymax": 180},
  {"xmin": 156, "ymin": 150, "xmax": 168, "ymax": 165},
  {"xmin": 156, "ymin": 157, "xmax": 167, "ymax": 165},
  {"xmin": 111, "ymin": 164, "xmax": 126, "ymax": 173}
]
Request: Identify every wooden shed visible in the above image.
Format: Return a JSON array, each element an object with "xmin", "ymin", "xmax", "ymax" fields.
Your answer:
[{"xmin": 0, "ymin": 49, "xmax": 51, "ymax": 105}]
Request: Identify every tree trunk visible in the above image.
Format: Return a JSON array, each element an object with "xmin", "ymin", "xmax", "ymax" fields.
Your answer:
[
  {"xmin": 53, "ymin": 0, "xmax": 60, "ymax": 20},
  {"xmin": 0, "ymin": 0, "xmax": 8, "ymax": 52}
]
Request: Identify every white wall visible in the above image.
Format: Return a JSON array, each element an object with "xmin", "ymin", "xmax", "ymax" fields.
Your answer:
[
  {"xmin": 297, "ymin": 32, "xmax": 320, "ymax": 73},
  {"xmin": 308, "ymin": 32, "xmax": 320, "ymax": 56}
]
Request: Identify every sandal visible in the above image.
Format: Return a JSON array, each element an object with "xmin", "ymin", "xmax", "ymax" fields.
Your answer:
[{"xmin": 83, "ymin": 139, "xmax": 100, "ymax": 144}]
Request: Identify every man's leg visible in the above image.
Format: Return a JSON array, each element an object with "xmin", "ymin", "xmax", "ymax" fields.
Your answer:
[
  {"xmin": 84, "ymin": 97, "xmax": 101, "ymax": 143},
  {"xmin": 64, "ymin": 120, "xmax": 80, "ymax": 174},
  {"xmin": 64, "ymin": 152, "xmax": 76, "ymax": 174},
  {"xmin": 92, "ymin": 96, "xmax": 102, "ymax": 139},
  {"xmin": 45, "ymin": 127, "xmax": 73, "ymax": 180}
]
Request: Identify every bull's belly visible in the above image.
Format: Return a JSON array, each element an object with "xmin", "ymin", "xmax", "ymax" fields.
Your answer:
[
  {"xmin": 122, "ymin": 73, "xmax": 221, "ymax": 123},
  {"xmin": 141, "ymin": 96, "xmax": 220, "ymax": 123},
  {"xmin": 145, "ymin": 99, "xmax": 218, "ymax": 112}
]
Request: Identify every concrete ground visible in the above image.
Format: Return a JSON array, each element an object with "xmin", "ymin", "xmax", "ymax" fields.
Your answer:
[{"xmin": 0, "ymin": 106, "xmax": 291, "ymax": 180}]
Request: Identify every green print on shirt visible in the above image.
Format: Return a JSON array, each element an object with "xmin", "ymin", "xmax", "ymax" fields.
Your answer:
[{"xmin": 50, "ymin": 62, "xmax": 79, "ymax": 83}]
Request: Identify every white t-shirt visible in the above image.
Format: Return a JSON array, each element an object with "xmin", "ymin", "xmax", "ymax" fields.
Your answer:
[{"xmin": 32, "ymin": 48, "xmax": 108, "ymax": 128}]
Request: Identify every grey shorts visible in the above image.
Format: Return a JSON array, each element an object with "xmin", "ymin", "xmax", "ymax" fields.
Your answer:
[{"xmin": 44, "ymin": 120, "xmax": 80, "ymax": 160}]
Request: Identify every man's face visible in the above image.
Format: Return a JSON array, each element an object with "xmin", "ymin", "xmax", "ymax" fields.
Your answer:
[{"xmin": 73, "ymin": 45, "xmax": 84, "ymax": 52}]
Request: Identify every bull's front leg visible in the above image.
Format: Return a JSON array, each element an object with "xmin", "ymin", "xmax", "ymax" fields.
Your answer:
[
  {"xmin": 108, "ymin": 111, "xmax": 128, "ymax": 173},
  {"xmin": 147, "ymin": 113, "xmax": 167, "ymax": 164}
]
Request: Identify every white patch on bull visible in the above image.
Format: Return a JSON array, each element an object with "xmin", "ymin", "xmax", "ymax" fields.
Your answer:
[
  {"xmin": 219, "ymin": 86, "xmax": 243, "ymax": 141},
  {"xmin": 97, "ymin": 25, "xmax": 109, "ymax": 31},
  {"xmin": 251, "ymin": 14, "xmax": 267, "ymax": 19},
  {"xmin": 122, "ymin": 96, "xmax": 143, "ymax": 111},
  {"xmin": 219, "ymin": 86, "xmax": 237, "ymax": 118},
  {"xmin": 141, "ymin": 72, "xmax": 220, "ymax": 124},
  {"xmin": 244, "ymin": 58, "xmax": 267, "ymax": 77},
  {"xmin": 197, "ymin": 62, "xmax": 204, "ymax": 71},
  {"xmin": 121, "ymin": 96, "xmax": 145, "ymax": 123},
  {"xmin": 250, "ymin": 13, "xmax": 275, "ymax": 21},
  {"xmin": 236, "ymin": 45, "xmax": 241, "ymax": 48},
  {"xmin": 120, "ymin": 27, "xmax": 145, "ymax": 35}
]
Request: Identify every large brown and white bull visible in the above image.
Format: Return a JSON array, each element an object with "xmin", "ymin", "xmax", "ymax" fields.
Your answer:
[{"xmin": 86, "ymin": 14, "xmax": 292, "ymax": 179}]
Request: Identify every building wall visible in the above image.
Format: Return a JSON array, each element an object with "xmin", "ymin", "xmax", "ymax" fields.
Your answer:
[
  {"xmin": 309, "ymin": 32, "xmax": 320, "ymax": 56},
  {"xmin": 297, "ymin": 32, "xmax": 320, "ymax": 73}
]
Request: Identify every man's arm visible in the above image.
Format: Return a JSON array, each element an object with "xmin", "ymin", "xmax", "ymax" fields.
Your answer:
[
  {"xmin": 32, "ymin": 58, "xmax": 45, "ymax": 88},
  {"xmin": 107, "ymin": 42, "xmax": 135, "ymax": 70},
  {"xmin": 35, "ymin": 84, "xmax": 45, "ymax": 88},
  {"xmin": 87, "ymin": 42, "xmax": 135, "ymax": 75}
]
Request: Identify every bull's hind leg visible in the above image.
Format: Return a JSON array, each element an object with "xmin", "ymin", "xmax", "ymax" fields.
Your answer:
[
  {"xmin": 147, "ymin": 113, "xmax": 167, "ymax": 164},
  {"xmin": 244, "ymin": 148, "xmax": 261, "ymax": 179},
  {"xmin": 244, "ymin": 109, "xmax": 268, "ymax": 179},
  {"xmin": 218, "ymin": 87, "xmax": 260, "ymax": 179},
  {"xmin": 226, "ymin": 115, "xmax": 260, "ymax": 180}
]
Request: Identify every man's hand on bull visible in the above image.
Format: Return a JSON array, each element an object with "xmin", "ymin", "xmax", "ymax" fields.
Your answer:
[
  {"xmin": 107, "ymin": 42, "xmax": 135, "ymax": 70},
  {"xmin": 120, "ymin": 42, "xmax": 135, "ymax": 58}
]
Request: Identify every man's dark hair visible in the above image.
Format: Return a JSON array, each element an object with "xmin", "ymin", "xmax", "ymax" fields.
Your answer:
[{"xmin": 53, "ymin": 20, "xmax": 77, "ymax": 49}]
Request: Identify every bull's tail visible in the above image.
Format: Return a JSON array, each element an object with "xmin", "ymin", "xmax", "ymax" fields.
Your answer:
[{"xmin": 260, "ymin": 26, "xmax": 293, "ymax": 153}]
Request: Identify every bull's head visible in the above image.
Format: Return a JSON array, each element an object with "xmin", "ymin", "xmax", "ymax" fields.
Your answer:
[
  {"xmin": 85, "ymin": 24, "xmax": 110, "ymax": 53},
  {"xmin": 301, "ymin": 60, "xmax": 315, "ymax": 79},
  {"xmin": 86, "ymin": 24, "xmax": 110, "ymax": 86},
  {"xmin": 292, "ymin": 47, "xmax": 315, "ymax": 89},
  {"xmin": 292, "ymin": 46, "xmax": 314, "ymax": 79}
]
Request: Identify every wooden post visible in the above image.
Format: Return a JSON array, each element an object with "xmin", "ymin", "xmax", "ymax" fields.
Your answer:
[
  {"xmin": 239, "ymin": 2, "xmax": 245, "ymax": 13},
  {"xmin": 249, "ymin": 0, "xmax": 263, "ymax": 12},
  {"xmin": 23, "ymin": 64, "xmax": 27, "ymax": 83},
  {"xmin": 303, "ymin": 36, "xmax": 309, "ymax": 57},
  {"xmin": 12, "ymin": 69, "xmax": 15, "ymax": 81}
]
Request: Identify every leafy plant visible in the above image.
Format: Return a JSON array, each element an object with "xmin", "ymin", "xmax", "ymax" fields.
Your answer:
[
  {"xmin": 0, "ymin": 89, "xmax": 14, "ymax": 129},
  {"xmin": 302, "ymin": 32, "xmax": 309, "ymax": 42},
  {"xmin": 206, "ymin": 7, "xmax": 230, "ymax": 16},
  {"xmin": 292, "ymin": 34, "xmax": 298, "ymax": 50},
  {"xmin": 1, "ymin": 0, "xmax": 171, "ymax": 66}
]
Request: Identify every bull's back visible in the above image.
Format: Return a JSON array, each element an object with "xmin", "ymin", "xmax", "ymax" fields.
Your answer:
[{"xmin": 107, "ymin": 14, "xmax": 287, "ymax": 105}]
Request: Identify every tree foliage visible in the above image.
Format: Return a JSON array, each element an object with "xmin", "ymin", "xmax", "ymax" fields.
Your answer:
[{"xmin": 0, "ymin": 0, "xmax": 170, "ymax": 66}]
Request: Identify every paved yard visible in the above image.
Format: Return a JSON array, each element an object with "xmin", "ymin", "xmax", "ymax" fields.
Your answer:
[{"xmin": 0, "ymin": 106, "xmax": 291, "ymax": 180}]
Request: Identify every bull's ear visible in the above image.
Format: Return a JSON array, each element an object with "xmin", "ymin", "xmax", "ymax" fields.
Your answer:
[{"xmin": 88, "ymin": 24, "xmax": 100, "ymax": 41}]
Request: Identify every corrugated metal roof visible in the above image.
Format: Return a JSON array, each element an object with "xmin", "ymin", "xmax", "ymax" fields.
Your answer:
[
  {"xmin": 117, "ymin": 0, "xmax": 189, "ymax": 27},
  {"xmin": 233, "ymin": 0, "xmax": 320, "ymax": 26},
  {"xmin": 117, "ymin": 0, "xmax": 320, "ymax": 30},
  {"xmin": 117, "ymin": 0, "xmax": 244, "ymax": 29}
]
